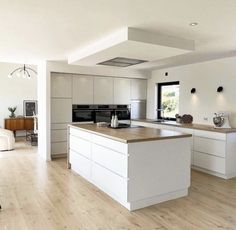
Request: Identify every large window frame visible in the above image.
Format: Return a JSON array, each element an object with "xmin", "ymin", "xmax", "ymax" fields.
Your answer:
[{"xmin": 157, "ymin": 81, "xmax": 180, "ymax": 121}]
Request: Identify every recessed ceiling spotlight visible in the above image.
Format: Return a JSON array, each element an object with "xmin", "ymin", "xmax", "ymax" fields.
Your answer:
[{"xmin": 189, "ymin": 22, "xmax": 198, "ymax": 26}]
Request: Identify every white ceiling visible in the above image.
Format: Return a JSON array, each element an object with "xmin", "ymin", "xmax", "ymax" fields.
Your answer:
[
  {"xmin": 68, "ymin": 27, "xmax": 195, "ymax": 68},
  {"xmin": 1, "ymin": 0, "xmax": 236, "ymax": 69}
]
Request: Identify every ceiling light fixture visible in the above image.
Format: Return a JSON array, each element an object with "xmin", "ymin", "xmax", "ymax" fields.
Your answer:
[
  {"xmin": 8, "ymin": 64, "xmax": 37, "ymax": 79},
  {"xmin": 189, "ymin": 22, "xmax": 198, "ymax": 26}
]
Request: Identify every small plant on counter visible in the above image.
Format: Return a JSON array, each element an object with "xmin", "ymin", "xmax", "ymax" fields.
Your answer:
[{"xmin": 8, "ymin": 106, "xmax": 17, "ymax": 118}]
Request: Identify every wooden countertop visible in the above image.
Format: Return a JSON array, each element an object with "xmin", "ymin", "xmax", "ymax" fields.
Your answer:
[
  {"xmin": 69, "ymin": 124, "xmax": 192, "ymax": 143},
  {"xmin": 133, "ymin": 119, "xmax": 236, "ymax": 133}
]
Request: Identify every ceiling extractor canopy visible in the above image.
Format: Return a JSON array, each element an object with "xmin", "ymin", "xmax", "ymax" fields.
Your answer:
[{"xmin": 8, "ymin": 64, "xmax": 37, "ymax": 79}]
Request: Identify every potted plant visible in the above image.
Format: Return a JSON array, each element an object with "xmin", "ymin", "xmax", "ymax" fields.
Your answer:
[{"xmin": 8, "ymin": 106, "xmax": 17, "ymax": 118}]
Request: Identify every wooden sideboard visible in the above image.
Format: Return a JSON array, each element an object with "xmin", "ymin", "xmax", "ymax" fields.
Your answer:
[{"xmin": 5, "ymin": 118, "xmax": 34, "ymax": 136}]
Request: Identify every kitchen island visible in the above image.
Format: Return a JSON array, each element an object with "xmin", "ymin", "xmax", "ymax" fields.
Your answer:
[{"xmin": 68, "ymin": 124, "xmax": 192, "ymax": 211}]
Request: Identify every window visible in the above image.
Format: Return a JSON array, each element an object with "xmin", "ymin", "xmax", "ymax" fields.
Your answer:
[{"xmin": 157, "ymin": 81, "xmax": 179, "ymax": 120}]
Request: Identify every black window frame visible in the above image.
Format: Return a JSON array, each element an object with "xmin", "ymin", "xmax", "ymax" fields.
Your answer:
[{"xmin": 157, "ymin": 81, "xmax": 180, "ymax": 121}]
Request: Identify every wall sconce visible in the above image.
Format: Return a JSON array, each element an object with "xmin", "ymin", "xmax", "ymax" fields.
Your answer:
[
  {"xmin": 217, "ymin": 86, "xmax": 223, "ymax": 92},
  {"xmin": 191, "ymin": 88, "xmax": 196, "ymax": 94}
]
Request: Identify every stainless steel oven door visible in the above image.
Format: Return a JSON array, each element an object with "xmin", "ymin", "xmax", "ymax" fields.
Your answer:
[
  {"xmin": 115, "ymin": 109, "xmax": 131, "ymax": 120},
  {"xmin": 72, "ymin": 109, "xmax": 94, "ymax": 122},
  {"xmin": 94, "ymin": 110, "xmax": 113, "ymax": 123}
]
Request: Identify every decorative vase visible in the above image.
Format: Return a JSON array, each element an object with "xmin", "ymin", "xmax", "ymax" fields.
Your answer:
[
  {"xmin": 8, "ymin": 106, "xmax": 17, "ymax": 118},
  {"xmin": 9, "ymin": 112, "xmax": 16, "ymax": 118}
]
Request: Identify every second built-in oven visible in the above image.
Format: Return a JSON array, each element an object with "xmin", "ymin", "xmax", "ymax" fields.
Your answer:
[
  {"xmin": 94, "ymin": 105, "xmax": 113, "ymax": 123},
  {"xmin": 72, "ymin": 105, "xmax": 95, "ymax": 122},
  {"xmin": 114, "ymin": 105, "xmax": 131, "ymax": 121}
]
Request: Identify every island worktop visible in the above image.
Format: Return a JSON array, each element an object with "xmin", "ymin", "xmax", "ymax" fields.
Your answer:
[{"xmin": 69, "ymin": 124, "xmax": 192, "ymax": 143}]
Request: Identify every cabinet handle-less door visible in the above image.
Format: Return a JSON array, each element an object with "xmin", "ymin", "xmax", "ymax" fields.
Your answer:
[
  {"xmin": 131, "ymin": 79, "xmax": 147, "ymax": 100},
  {"xmin": 72, "ymin": 75, "xmax": 94, "ymax": 104},
  {"xmin": 51, "ymin": 98, "xmax": 72, "ymax": 123},
  {"xmin": 114, "ymin": 78, "xmax": 131, "ymax": 104},
  {"xmin": 51, "ymin": 73, "xmax": 72, "ymax": 98},
  {"xmin": 94, "ymin": 77, "xmax": 114, "ymax": 104}
]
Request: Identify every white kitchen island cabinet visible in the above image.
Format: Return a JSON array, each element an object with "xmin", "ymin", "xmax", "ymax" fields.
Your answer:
[{"xmin": 68, "ymin": 124, "xmax": 192, "ymax": 211}]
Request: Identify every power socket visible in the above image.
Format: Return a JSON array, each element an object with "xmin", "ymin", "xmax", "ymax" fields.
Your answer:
[{"xmin": 203, "ymin": 117, "xmax": 208, "ymax": 121}]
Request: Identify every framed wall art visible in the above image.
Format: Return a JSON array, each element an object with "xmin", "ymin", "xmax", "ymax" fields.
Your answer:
[{"xmin": 23, "ymin": 100, "xmax": 38, "ymax": 117}]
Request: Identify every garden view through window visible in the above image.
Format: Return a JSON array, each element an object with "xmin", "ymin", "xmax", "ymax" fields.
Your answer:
[{"xmin": 157, "ymin": 81, "xmax": 180, "ymax": 120}]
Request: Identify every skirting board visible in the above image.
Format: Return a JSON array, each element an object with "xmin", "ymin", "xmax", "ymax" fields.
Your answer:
[
  {"xmin": 192, "ymin": 166, "xmax": 236, "ymax": 179},
  {"xmin": 128, "ymin": 189, "xmax": 188, "ymax": 211},
  {"xmin": 51, "ymin": 153, "xmax": 67, "ymax": 159}
]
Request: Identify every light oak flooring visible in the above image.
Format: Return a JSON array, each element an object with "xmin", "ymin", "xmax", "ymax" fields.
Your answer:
[{"xmin": 0, "ymin": 140, "xmax": 236, "ymax": 230}]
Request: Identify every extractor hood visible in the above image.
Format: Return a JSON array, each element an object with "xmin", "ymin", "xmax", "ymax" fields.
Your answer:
[{"xmin": 68, "ymin": 27, "xmax": 195, "ymax": 69}]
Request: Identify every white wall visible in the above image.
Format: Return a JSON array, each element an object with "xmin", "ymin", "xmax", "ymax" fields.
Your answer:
[
  {"xmin": 37, "ymin": 61, "xmax": 50, "ymax": 160},
  {"xmin": 0, "ymin": 62, "xmax": 37, "ymax": 128},
  {"xmin": 147, "ymin": 56, "xmax": 236, "ymax": 128}
]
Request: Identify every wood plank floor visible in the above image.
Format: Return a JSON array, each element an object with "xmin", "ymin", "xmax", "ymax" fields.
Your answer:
[{"xmin": 0, "ymin": 140, "xmax": 236, "ymax": 230}]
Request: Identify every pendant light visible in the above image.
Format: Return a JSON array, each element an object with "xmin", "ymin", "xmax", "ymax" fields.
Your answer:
[{"xmin": 8, "ymin": 64, "xmax": 37, "ymax": 79}]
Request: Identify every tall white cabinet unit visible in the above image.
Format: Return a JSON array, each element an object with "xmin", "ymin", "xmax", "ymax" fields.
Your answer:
[
  {"xmin": 94, "ymin": 77, "xmax": 114, "ymax": 104},
  {"xmin": 51, "ymin": 73, "xmax": 72, "ymax": 157},
  {"xmin": 72, "ymin": 75, "xmax": 94, "ymax": 104},
  {"xmin": 50, "ymin": 72, "xmax": 148, "ymax": 158}
]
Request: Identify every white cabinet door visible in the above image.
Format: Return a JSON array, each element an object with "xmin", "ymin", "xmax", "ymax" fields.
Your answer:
[
  {"xmin": 51, "ymin": 73, "xmax": 72, "ymax": 98},
  {"xmin": 94, "ymin": 77, "xmax": 113, "ymax": 104},
  {"xmin": 131, "ymin": 79, "xmax": 147, "ymax": 100},
  {"xmin": 114, "ymin": 78, "xmax": 131, "ymax": 104},
  {"xmin": 72, "ymin": 75, "xmax": 94, "ymax": 104},
  {"xmin": 51, "ymin": 98, "xmax": 72, "ymax": 123}
]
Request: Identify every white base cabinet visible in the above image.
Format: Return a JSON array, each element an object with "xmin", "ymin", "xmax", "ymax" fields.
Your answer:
[
  {"xmin": 69, "ymin": 126, "xmax": 190, "ymax": 211},
  {"xmin": 132, "ymin": 120, "xmax": 236, "ymax": 179}
]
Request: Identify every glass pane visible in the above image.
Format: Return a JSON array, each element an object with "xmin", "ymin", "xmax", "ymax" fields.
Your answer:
[{"xmin": 161, "ymin": 84, "xmax": 179, "ymax": 119}]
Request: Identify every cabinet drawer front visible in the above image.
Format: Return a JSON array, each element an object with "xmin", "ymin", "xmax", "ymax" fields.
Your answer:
[
  {"xmin": 70, "ymin": 128, "xmax": 91, "ymax": 141},
  {"xmin": 193, "ymin": 151, "xmax": 225, "ymax": 174},
  {"xmin": 51, "ymin": 123, "xmax": 69, "ymax": 130},
  {"xmin": 92, "ymin": 134, "xmax": 128, "ymax": 154},
  {"xmin": 194, "ymin": 130, "xmax": 226, "ymax": 140},
  {"xmin": 194, "ymin": 136, "xmax": 226, "ymax": 157},
  {"xmin": 92, "ymin": 143, "xmax": 128, "ymax": 178},
  {"xmin": 51, "ymin": 130, "xmax": 67, "ymax": 142},
  {"xmin": 70, "ymin": 150, "xmax": 91, "ymax": 180},
  {"xmin": 70, "ymin": 136, "xmax": 91, "ymax": 159},
  {"xmin": 92, "ymin": 163, "xmax": 127, "ymax": 202},
  {"xmin": 51, "ymin": 142, "xmax": 67, "ymax": 155}
]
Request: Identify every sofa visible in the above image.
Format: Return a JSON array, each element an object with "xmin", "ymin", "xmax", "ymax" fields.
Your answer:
[{"xmin": 0, "ymin": 128, "xmax": 15, "ymax": 151}]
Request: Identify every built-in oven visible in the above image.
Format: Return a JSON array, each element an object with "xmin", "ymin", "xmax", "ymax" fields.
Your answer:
[
  {"xmin": 94, "ymin": 105, "xmax": 114, "ymax": 123},
  {"xmin": 72, "ymin": 105, "xmax": 95, "ymax": 122},
  {"xmin": 114, "ymin": 105, "xmax": 131, "ymax": 121}
]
